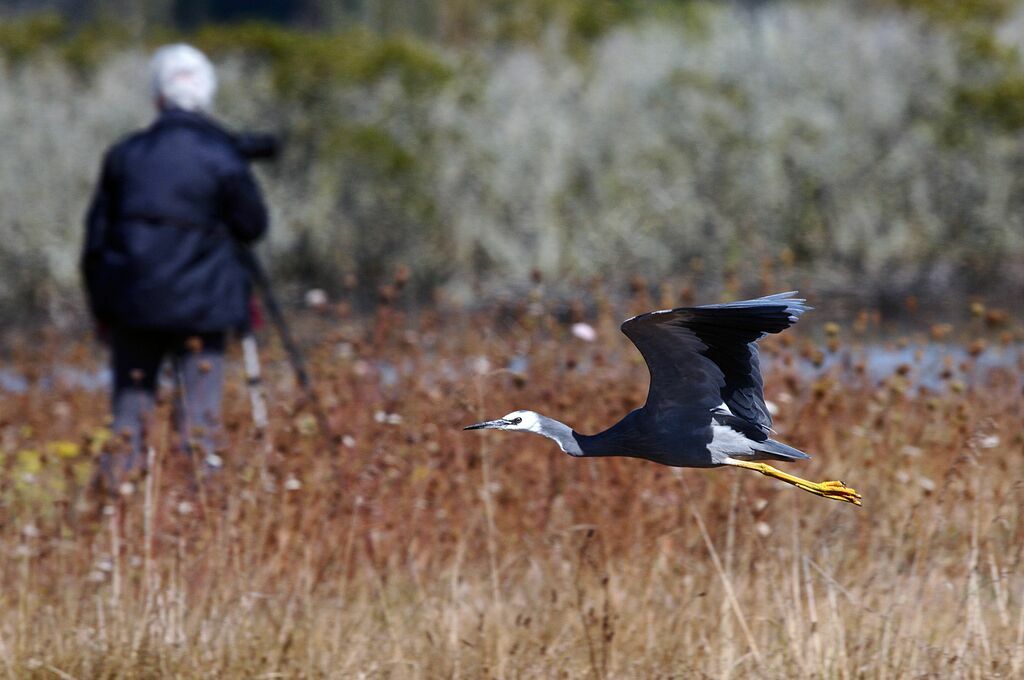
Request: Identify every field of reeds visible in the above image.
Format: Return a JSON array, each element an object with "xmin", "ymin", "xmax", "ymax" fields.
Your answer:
[{"xmin": 0, "ymin": 279, "xmax": 1021, "ymax": 678}]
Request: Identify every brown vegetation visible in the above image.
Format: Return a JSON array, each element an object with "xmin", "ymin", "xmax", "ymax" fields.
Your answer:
[{"xmin": 0, "ymin": 285, "xmax": 1022, "ymax": 677}]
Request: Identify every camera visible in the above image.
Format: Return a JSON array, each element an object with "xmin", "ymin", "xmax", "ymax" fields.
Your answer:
[{"xmin": 234, "ymin": 132, "xmax": 281, "ymax": 161}]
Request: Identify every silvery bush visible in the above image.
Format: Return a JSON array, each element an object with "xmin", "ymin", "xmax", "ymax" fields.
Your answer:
[{"xmin": 2, "ymin": 2, "xmax": 1022, "ymax": 321}]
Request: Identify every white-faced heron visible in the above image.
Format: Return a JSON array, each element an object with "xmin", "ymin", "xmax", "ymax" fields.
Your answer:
[{"xmin": 464, "ymin": 292, "xmax": 862, "ymax": 505}]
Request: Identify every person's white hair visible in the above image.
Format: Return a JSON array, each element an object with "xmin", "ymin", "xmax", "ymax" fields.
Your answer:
[{"xmin": 150, "ymin": 43, "xmax": 217, "ymax": 112}]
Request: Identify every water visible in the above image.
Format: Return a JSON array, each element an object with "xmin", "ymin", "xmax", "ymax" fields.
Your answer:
[
  {"xmin": 796, "ymin": 341, "xmax": 1021, "ymax": 392},
  {"xmin": 0, "ymin": 368, "xmax": 30, "ymax": 393},
  {"xmin": 1, "ymin": 342, "xmax": 1020, "ymax": 396}
]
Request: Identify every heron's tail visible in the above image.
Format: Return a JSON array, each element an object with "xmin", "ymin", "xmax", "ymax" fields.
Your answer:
[{"xmin": 752, "ymin": 439, "xmax": 811, "ymax": 462}]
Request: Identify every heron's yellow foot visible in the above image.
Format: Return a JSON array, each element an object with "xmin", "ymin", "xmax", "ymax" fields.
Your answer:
[
  {"xmin": 792, "ymin": 478, "xmax": 862, "ymax": 505},
  {"xmin": 725, "ymin": 459, "xmax": 862, "ymax": 506}
]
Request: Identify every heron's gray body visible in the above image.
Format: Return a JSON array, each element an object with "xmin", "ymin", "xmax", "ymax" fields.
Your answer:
[{"xmin": 467, "ymin": 292, "xmax": 813, "ymax": 470}]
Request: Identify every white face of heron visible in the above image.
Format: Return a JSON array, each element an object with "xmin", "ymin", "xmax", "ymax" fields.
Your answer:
[{"xmin": 497, "ymin": 410, "xmax": 543, "ymax": 432}]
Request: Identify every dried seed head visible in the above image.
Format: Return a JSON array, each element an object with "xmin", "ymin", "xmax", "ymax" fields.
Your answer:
[
  {"xmin": 394, "ymin": 264, "xmax": 411, "ymax": 288},
  {"xmin": 930, "ymin": 323, "xmax": 953, "ymax": 341},
  {"xmin": 985, "ymin": 308, "xmax": 1008, "ymax": 327}
]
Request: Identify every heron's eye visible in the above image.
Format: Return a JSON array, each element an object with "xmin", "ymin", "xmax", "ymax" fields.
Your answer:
[{"xmin": 510, "ymin": 417, "xmax": 522, "ymax": 425}]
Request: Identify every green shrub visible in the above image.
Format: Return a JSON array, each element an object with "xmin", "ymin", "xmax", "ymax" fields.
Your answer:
[
  {"xmin": 193, "ymin": 22, "xmax": 451, "ymax": 101},
  {"xmin": 0, "ymin": 13, "xmax": 67, "ymax": 63}
]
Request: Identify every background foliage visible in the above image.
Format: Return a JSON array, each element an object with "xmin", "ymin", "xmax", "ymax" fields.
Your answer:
[{"xmin": 2, "ymin": 0, "xmax": 1024, "ymax": 322}]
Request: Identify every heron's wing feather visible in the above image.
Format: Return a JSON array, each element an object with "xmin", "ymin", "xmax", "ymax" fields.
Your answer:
[
  {"xmin": 620, "ymin": 313, "xmax": 726, "ymax": 413},
  {"xmin": 620, "ymin": 292, "xmax": 809, "ymax": 428}
]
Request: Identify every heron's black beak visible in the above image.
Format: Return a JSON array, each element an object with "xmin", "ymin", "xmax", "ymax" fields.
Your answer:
[{"xmin": 463, "ymin": 419, "xmax": 511, "ymax": 431}]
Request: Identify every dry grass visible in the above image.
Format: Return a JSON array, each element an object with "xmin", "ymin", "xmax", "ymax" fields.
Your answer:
[{"xmin": 0, "ymin": 284, "xmax": 1022, "ymax": 678}]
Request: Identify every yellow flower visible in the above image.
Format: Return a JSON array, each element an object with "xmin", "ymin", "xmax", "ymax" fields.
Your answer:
[
  {"xmin": 48, "ymin": 440, "xmax": 81, "ymax": 458},
  {"xmin": 73, "ymin": 461, "xmax": 94, "ymax": 485},
  {"xmin": 89, "ymin": 427, "xmax": 112, "ymax": 454},
  {"xmin": 411, "ymin": 464, "xmax": 431, "ymax": 483},
  {"xmin": 296, "ymin": 414, "xmax": 318, "ymax": 437},
  {"xmin": 17, "ymin": 449, "xmax": 43, "ymax": 474}
]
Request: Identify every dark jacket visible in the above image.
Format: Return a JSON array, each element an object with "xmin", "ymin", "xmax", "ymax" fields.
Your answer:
[{"xmin": 82, "ymin": 108, "xmax": 268, "ymax": 332}]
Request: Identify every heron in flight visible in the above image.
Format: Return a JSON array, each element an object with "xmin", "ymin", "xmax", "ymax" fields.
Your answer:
[{"xmin": 465, "ymin": 292, "xmax": 861, "ymax": 505}]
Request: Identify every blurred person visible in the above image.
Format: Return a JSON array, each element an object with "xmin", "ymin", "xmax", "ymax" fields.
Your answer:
[{"xmin": 81, "ymin": 43, "xmax": 268, "ymax": 488}]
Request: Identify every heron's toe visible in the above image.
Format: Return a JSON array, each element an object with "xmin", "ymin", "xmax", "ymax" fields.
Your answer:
[
  {"xmin": 819, "ymin": 477, "xmax": 851, "ymax": 489},
  {"xmin": 818, "ymin": 480, "xmax": 862, "ymax": 505}
]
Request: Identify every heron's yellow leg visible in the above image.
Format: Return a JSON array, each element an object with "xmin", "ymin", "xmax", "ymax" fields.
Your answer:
[{"xmin": 725, "ymin": 459, "xmax": 862, "ymax": 506}]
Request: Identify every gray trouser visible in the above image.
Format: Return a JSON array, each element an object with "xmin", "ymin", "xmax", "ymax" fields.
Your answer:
[{"xmin": 103, "ymin": 329, "xmax": 226, "ymax": 484}]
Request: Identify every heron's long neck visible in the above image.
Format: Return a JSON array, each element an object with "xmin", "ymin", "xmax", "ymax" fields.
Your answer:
[
  {"xmin": 535, "ymin": 415, "xmax": 584, "ymax": 457},
  {"xmin": 570, "ymin": 409, "xmax": 643, "ymax": 457}
]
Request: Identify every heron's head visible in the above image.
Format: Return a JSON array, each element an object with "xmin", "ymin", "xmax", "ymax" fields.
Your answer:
[
  {"xmin": 463, "ymin": 410, "xmax": 582, "ymax": 456},
  {"xmin": 463, "ymin": 410, "xmax": 543, "ymax": 433}
]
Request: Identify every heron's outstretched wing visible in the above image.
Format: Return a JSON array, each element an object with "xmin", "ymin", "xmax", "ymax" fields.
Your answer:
[{"xmin": 620, "ymin": 292, "xmax": 809, "ymax": 429}]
